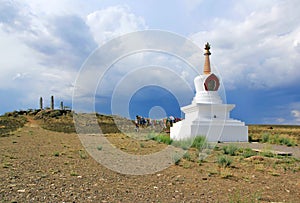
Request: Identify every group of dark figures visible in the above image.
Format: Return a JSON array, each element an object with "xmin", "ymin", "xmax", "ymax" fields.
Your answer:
[{"xmin": 134, "ymin": 115, "xmax": 181, "ymax": 132}]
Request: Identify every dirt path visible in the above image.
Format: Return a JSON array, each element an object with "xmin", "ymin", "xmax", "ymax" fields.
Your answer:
[{"xmin": 24, "ymin": 115, "xmax": 39, "ymax": 128}]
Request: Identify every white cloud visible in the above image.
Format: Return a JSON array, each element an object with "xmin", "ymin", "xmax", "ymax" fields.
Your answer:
[
  {"xmin": 0, "ymin": 1, "xmax": 150, "ymax": 113},
  {"xmin": 86, "ymin": 5, "xmax": 146, "ymax": 45},
  {"xmin": 21, "ymin": 0, "xmax": 84, "ymax": 16},
  {"xmin": 276, "ymin": 118, "xmax": 285, "ymax": 123},
  {"xmin": 268, "ymin": 102, "xmax": 300, "ymax": 125},
  {"xmin": 182, "ymin": 0, "xmax": 204, "ymax": 12},
  {"xmin": 291, "ymin": 110, "xmax": 300, "ymax": 122},
  {"xmin": 190, "ymin": 0, "xmax": 300, "ymax": 89}
]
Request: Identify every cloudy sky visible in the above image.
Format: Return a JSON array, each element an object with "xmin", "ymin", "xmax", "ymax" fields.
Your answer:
[{"xmin": 0, "ymin": 0, "xmax": 300, "ymax": 124}]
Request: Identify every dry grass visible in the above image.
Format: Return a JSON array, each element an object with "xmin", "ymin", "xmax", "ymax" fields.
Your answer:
[
  {"xmin": 0, "ymin": 115, "xmax": 27, "ymax": 137},
  {"xmin": 249, "ymin": 125, "xmax": 300, "ymax": 145}
]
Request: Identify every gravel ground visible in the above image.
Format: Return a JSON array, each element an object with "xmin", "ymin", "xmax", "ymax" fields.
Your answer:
[{"xmin": 1, "ymin": 124, "xmax": 300, "ymax": 202}]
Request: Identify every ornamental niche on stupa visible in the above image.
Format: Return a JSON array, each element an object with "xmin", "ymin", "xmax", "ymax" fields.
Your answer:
[{"xmin": 170, "ymin": 43, "xmax": 248, "ymax": 142}]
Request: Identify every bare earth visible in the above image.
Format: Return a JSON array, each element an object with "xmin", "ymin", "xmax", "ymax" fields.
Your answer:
[{"xmin": 1, "ymin": 121, "xmax": 300, "ymax": 202}]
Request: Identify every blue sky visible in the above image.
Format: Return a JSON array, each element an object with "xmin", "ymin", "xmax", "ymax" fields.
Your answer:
[{"xmin": 0, "ymin": 0, "xmax": 300, "ymax": 125}]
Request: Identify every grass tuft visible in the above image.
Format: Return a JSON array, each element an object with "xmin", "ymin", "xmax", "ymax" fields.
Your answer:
[
  {"xmin": 172, "ymin": 139, "xmax": 193, "ymax": 150},
  {"xmin": 260, "ymin": 133, "xmax": 296, "ymax": 147},
  {"xmin": 191, "ymin": 136, "xmax": 208, "ymax": 151},
  {"xmin": 53, "ymin": 152, "xmax": 60, "ymax": 157},
  {"xmin": 241, "ymin": 148, "xmax": 257, "ymax": 158},
  {"xmin": 217, "ymin": 155, "xmax": 232, "ymax": 167},
  {"xmin": 78, "ymin": 150, "xmax": 87, "ymax": 159},
  {"xmin": 70, "ymin": 171, "xmax": 78, "ymax": 176},
  {"xmin": 183, "ymin": 152, "xmax": 192, "ymax": 161},
  {"xmin": 150, "ymin": 134, "xmax": 173, "ymax": 145},
  {"xmin": 172, "ymin": 136, "xmax": 208, "ymax": 151},
  {"xmin": 172, "ymin": 153, "xmax": 181, "ymax": 165},
  {"xmin": 222, "ymin": 144, "xmax": 238, "ymax": 156}
]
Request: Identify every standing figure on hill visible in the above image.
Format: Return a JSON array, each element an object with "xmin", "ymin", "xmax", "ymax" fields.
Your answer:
[
  {"xmin": 39, "ymin": 97, "xmax": 43, "ymax": 110},
  {"xmin": 135, "ymin": 121, "xmax": 139, "ymax": 132},
  {"xmin": 169, "ymin": 116, "xmax": 175, "ymax": 127},
  {"xmin": 51, "ymin": 95, "xmax": 54, "ymax": 110}
]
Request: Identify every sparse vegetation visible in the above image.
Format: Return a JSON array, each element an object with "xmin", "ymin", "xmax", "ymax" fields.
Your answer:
[
  {"xmin": 220, "ymin": 168, "xmax": 233, "ymax": 179},
  {"xmin": 191, "ymin": 136, "xmax": 208, "ymax": 151},
  {"xmin": 0, "ymin": 115, "xmax": 27, "ymax": 136},
  {"xmin": 146, "ymin": 132, "xmax": 156, "ymax": 140},
  {"xmin": 249, "ymin": 125, "xmax": 299, "ymax": 146},
  {"xmin": 35, "ymin": 110, "xmax": 75, "ymax": 133},
  {"xmin": 3, "ymin": 162, "xmax": 13, "ymax": 168},
  {"xmin": 172, "ymin": 139, "xmax": 193, "ymax": 150},
  {"xmin": 78, "ymin": 150, "xmax": 87, "ymax": 159},
  {"xmin": 260, "ymin": 133, "xmax": 296, "ymax": 147},
  {"xmin": 70, "ymin": 171, "xmax": 78, "ymax": 176},
  {"xmin": 217, "ymin": 155, "xmax": 232, "ymax": 167},
  {"xmin": 171, "ymin": 136, "xmax": 208, "ymax": 151},
  {"xmin": 259, "ymin": 150, "xmax": 276, "ymax": 158},
  {"xmin": 261, "ymin": 133, "xmax": 270, "ymax": 143},
  {"xmin": 150, "ymin": 133, "xmax": 173, "ymax": 145},
  {"xmin": 222, "ymin": 144, "xmax": 238, "ymax": 156},
  {"xmin": 172, "ymin": 153, "xmax": 181, "ymax": 165},
  {"xmin": 183, "ymin": 152, "xmax": 191, "ymax": 161},
  {"xmin": 279, "ymin": 137, "xmax": 296, "ymax": 146},
  {"xmin": 229, "ymin": 191, "xmax": 261, "ymax": 203},
  {"xmin": 241, "ymin": 148, "xmax": 257, "ymax": 158},
  {"xmin": 53, "ymin": 152, "xmax": 60, "ymax": 157}
]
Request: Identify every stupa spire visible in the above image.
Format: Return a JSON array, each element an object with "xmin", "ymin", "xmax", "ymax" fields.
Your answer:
[{"xmin": 203, "ymin": 42, "xmax": 211, "ymax": 75}]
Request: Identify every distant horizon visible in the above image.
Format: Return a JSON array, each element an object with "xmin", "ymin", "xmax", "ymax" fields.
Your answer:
[{"xmin": 2, "ymin": 107, "xmax": 300, "ymax": 127}]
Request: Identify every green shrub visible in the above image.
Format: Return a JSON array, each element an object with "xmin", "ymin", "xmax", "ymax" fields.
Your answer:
[
  {"xmin": 97, "ymin": 145, "xmax": 102, "ymax": 151},
  {"xmin": 260, "ymin": 133, "xmax": 296, "ymax": 147},
  {"xmin": 213, "ymin": 146, "xmax": 220, "ymax": 151},
  {"xmin": 147, "ymin": 133, "xmax": 156, "ymax": 140},
  {"xmin": 191, "ymin": 136, "xmax": 207, "ymax": 150},
  {"xmin": 49, "ymin": 110, "xmax": 62, "ymax": 118},
  {"xmin": 217, "ymin": 155, "xmax": 232, "ymax": 167},
  {"xmin": 78, "ymin": 150, "xmax": 87, "ymax": 159},
  {"xmin": 171, "ymin": 136, "xmax": 209, "ymax": 151},
  {"xmin": 183, "ymin": 152, "xmax": 192, "ymax": 161},
  {"xmin": 152, "ymin": 134, "xmax": 172, "ymax": 145},
  {"xmin": 172, "ymin": 139, "xmax": 193, "ymax": 150},
  {"xmin": 222, "ymin": 144, "xmax": 238, "ymax": 156},
  {"xmin": 260, "ymin": 150, "xmax": 275, "ymax": 158},
  {"xmin": 261, "ymin": 133, "xmax": 270, "ymax": 143},
  {"xmin": 241, "ymin": 148, "xmax": 257, "ymax": 158},
  {"xmin": 172, "ymin": 153, "xmax": 181, "ymax": 165},
  {"xmin": 248, "ymin": 134, "xmax": 253, "ymax": 142},
  {"xmin": 279, "ymin": 137, "xmax": 296, "ymax": 147},
  {"xmin": 70, "ymin": 171, "xmax": 78, "ymax": 176}
]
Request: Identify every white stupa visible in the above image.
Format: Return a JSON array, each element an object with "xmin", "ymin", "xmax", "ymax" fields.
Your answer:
[{"xmin": 170, "ymin": 43, "xmax": 248, "ymax": 142}]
